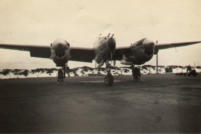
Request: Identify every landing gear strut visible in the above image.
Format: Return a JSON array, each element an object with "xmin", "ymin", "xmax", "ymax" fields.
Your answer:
[
  {"xmin": 104, "ymin": 70, "xmax": 114, "ymax": 86},
  {"xmin": 57, "ymin": 65, "xmax": 70, "ymax": 82},
  {"xmin": 57, "ymin": 68, "xmax": 64, "ymax": 82},
  {"xmin": 103, "ymin": 63, "xmax": 114, "ymax": 86},
  {"xmin": 131, "ymin": 65, "xmax": 141, "ymax": 81}
]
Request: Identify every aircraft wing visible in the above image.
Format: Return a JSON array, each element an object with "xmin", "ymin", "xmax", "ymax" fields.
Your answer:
[
  {"xmin": 1, "ymin": 41, "xmax": 200, "ymax": 62},
  {"xmin": 74, "ymin": 40, "xmax": 201, "ymax": 61},
  {"xmin": 70, "ymin": 47, "xmax": 95, "ymax": 62},
  {"xmin": 154, "ymin": 41, "xmax": 201, "ymax": 53},
  {"xmin": 114, "ymin": 47, "xmax": 131, "ymax": 60},
  {"xmin": 0, "ymin": 43, "xmax": 95, "ymax": 62},
  {"xmin": 0, "ymin": 44, "xmax": 51, "ymax": 58},
  {"xmin": 114, "ymin": 41, "xmax": 201, "ymax": 59}
]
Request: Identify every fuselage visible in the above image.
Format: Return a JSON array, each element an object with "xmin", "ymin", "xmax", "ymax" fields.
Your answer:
[{"xmin": 94, "ymin": 34, "xmax": 116, "ymax": 67}]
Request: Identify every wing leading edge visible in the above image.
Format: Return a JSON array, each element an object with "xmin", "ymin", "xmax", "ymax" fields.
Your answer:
[
  {"xmin": 114, "ymin": 40, "xmax": 201, "ymax": 59},
  {"xmin": 70, "ymin": 47, "xmax": 95, "ymax": 62},
  {"xmin": 0, "ymin": 43, "xmax": 95, "ymax": 62},
  {"xmin": 0, "ymin": 40, "xmax": 201, "ymax": 62},
  {"xmin": 0, "ymin": 44, "xmax": 51, "ymax": 58},
  {"xmin": 154, "ymin": 41, "xmax": 201, "ymax": 54}
]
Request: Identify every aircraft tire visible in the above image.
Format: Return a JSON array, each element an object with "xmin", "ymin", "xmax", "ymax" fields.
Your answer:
[
  {"xmin": 58, "ymin": 69, "xmax": 64, "ymax": 82},
  {"xmin": 132, "ymin": 67, "xmax": 141, "ymax": 81},
  {"xmin": 104, "ymin": 74, "xmax": 114, "ymax": 86}
]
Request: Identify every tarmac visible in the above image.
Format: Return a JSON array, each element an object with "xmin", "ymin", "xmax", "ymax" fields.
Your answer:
[{"xmin": 0, "ymin": 74, "xmax": 201, "ymax": 133}]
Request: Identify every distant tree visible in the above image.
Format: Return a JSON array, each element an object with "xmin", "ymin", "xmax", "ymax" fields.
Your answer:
[
  {"xmin": 21, "ymin": 70, "xmax": 29, "ymax": 77},
  {"xmin": 196, "ymin": 66, "xmax": 201, "ymax": 69},
  {"xmin": 124, "ymin": 68, "xmax": 130, "ymax": 73},
  {"xmin": 72, "ymin": 70, "xmax": 79, "ymax": 77},
  {"xmin": 46, "ymin": 69, "xmax": 54, "ymax": 75},
  {"xmin": 2, "ymin": 69, "xmax": 10, "ymax": 76}
]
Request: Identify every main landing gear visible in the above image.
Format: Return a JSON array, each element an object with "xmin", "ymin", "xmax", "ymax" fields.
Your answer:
[
  {"xmin": 57, "ymin": 66, "xmax": 70, "ymax": 82},
  {"xmin": 131, "ymin": 65, "xmax": 141, "ymax": 81},
  {"xmin": 104, "ymin": 70, "xmax": 114, "ymax": 86},
  {"xmin": 104, "ymin": 63, "xmax": 114, "ymax": 86},
  {"xmin": 57, "ymin": 69, "xmax": 64, "ymax": 82}
]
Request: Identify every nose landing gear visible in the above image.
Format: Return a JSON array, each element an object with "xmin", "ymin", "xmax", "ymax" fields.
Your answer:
[
  {"xmin": 104, "ymin": 70, "xmax": 114, "ymax": 86},
  {"xmin": 57, "ymin": 69, "xmax": 64, "ymax": 82},
  {"xmin": 131, "ymin": 65, "xmax": 141, "ymax": 81},
  {"xmin": 57, "ymin": 65, "xmax": 70, "ymax": 82}
]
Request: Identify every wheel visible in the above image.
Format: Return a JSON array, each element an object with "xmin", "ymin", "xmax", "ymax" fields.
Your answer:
[
  {"xmin": 104, "ymin": 73, "xmax": 114, "ymax": 86},
  {"xmin": 188, "ymin": 70, "xmax": 198, "ymax": 77},
  {"xmin": 132, "ymin": 67, "xmax": 141, "ymax": 81},
  {"xmin": 57, "ymin": 69, "xmax": 64, "ymax": 82}
]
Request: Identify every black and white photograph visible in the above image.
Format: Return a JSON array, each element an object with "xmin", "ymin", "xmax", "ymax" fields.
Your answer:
[{"xmin": 0, "ymin": 0, "xmax": 201, "ymax": 133}]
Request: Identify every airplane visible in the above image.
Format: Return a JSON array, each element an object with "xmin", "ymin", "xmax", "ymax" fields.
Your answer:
[{"xmin": 0, "ymin": 33, "xmax": 200, "ymax": 86}]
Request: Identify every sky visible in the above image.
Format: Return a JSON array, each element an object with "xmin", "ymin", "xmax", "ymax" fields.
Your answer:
[{"xmin": 0, "ymin": 0, "xmax": 201, "ymax": 69}]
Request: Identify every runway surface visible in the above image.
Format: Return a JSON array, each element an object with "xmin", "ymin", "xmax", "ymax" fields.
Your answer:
[{"xmin": 0, "ymin": 74, "xmax": 201, "ymax": 133}]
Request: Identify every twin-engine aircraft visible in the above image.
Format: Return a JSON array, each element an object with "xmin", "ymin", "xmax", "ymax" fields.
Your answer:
[{"xmin": 0, "ymin": 33, "xmax": 200, "ymax": 86}]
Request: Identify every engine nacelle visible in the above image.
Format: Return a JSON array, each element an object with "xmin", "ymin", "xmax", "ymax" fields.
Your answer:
[
  {"xmin": 94, "ymin": 34, "xmax": 116, "ymax": 67},
  {"xmin": 121, "ymin": 38, "xmax": 155, "ymax": 65},
  {"xmin": 50, "ymin": 39, "xmax": 71, "ymax": 67}
]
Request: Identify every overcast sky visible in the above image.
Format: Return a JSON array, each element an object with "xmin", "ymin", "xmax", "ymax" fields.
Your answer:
[{"xmin": 0, "ymin": 0, "xmax": 201, "ymax": 69}]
